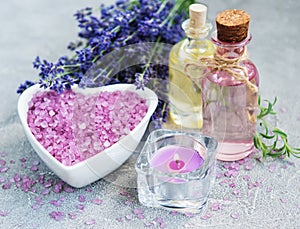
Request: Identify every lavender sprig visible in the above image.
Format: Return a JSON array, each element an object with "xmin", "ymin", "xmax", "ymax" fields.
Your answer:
[
  {"xmin": 17, "ymin": 0, "xmax": 189, "ymax": 93},
  {"xmin": 17, "ymin": 0, "xmax": 195, "ymax": 129}
]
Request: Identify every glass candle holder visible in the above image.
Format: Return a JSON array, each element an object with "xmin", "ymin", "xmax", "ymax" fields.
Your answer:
[{"xmin": 135, "ymin": 129, "xmax": 218, "ymax": 213}]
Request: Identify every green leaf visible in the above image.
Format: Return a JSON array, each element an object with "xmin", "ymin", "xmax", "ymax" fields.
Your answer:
[
  {"xmin": 272, "ymin": 96, "xmax": 277, "ymax": 106},
  {"xmin": 291, "ymin": 150, "xmax": 300, "ymax": 156},
  {"xmin": 266, "ymin": 100, "xmax": 273, "ymax": 114},
  {"xmin": 268, "ymin": 151, "xmax": 284, "ymax": 158},
  {"xmin": 272, "ymin": 128, "xmax": 288, "ymax": 138},
  {"xmin": 274, "ymin": 145, "xmax": 285, "ymax": 152},
  {"xmin": 287, "ymin": 149, "xmax": 291, "ymax": 157},
  {"xmin": 262, "ymin": 149, "xmax": 268, "ymax": 158},
  {"xmin": 261, "ymin": 120, "xmax": 269, "ymax": 135},
  {"xmin": 253, "ymin": 135, "xmax": 260, "ymax": 149},
  {"xmin": 257, "ymin": 97, "xmax": 278, "ymax": 119},
  {"xmin": 270, "ymin": 141, "xmax": 277, "ymax": 150},
  {"xmin": 261, "ymin": 141, "xmax": 268, "ymax": 150},
  {"xmin": 176, "ymin": 0, "xmax": 196, "ymax": 14},
  {"xmin": 259, "ymin": 132, "xmax": 275, "ymax": 139},
  {"xmin": 291, "ymin": 153, "xmax": 300, "ymax": 158}
]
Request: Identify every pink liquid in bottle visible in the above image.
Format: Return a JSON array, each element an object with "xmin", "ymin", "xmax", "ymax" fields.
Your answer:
[{"xmin": 201, "ymin": 33, "xmax": 259, "ymax": 161}]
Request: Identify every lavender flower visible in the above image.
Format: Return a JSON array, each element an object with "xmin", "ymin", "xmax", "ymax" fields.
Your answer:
[
  {"xmin": 17, "ymin": 0, "xmax": 196, "ymax": 128},
  {"xmin": 17, "ymin": 80, "xmax": 36, "ymax": 94}
]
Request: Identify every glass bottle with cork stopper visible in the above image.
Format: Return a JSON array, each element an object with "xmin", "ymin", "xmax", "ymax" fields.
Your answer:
[
  {"xmin": 168, "ymin": 3, "xmax": 215, "ymax": 129},
  {"xmin": 200, "ymin": 9, "xmax": 259, "ymax": 161}
]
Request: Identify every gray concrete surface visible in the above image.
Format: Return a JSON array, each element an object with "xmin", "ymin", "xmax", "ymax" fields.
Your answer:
[{"xmin": 0, "ymin": 0, "xmax": 299, "ymax": 228}]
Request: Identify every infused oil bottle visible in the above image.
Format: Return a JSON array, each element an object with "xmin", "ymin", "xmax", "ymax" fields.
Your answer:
[
  {"xmin": 201, "ymin": 10, "xmax": 259, "ymax": 161},
  {"xmin": 168, "ymin": 3, "xmax": 214, "ymax": 129}
]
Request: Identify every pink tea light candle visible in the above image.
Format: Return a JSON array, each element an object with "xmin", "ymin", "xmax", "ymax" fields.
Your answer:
[
  {"xmin": 136, "ymin": 129, "xmax": 218, "ymax": 213},
  {"xmin": 150, "ymin": 145, "xmax": 204, "ymax": 174}
]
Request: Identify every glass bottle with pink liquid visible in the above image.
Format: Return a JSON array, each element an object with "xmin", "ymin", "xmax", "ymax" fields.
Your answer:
[{"xmin": 201, "ymin": 9, "xmax": 259, "ymax": 161}]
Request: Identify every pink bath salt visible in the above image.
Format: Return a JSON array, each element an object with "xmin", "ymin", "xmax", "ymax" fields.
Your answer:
[
  {"xmin": 27, "ymin": 89, "xmax": 148, "ymax": 166},
  {"xmin": 91, "ymin": 198, "xmax": 103, "ymax": 205}
]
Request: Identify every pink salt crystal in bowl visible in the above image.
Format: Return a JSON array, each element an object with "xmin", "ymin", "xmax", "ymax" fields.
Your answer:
[{"xmin": 18, "ymin": 83, "xmax": 158, "ymax": 188}]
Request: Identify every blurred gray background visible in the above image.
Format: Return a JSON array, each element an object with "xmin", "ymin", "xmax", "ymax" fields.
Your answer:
[{"xmin": 1, "ymin": 0, "xmax": 299, "ymax": 137}]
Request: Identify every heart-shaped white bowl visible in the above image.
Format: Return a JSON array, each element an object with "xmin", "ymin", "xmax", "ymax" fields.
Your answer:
[{"xmin": 18, "ymin": 83, "xmax": 158, "ymax": 188}]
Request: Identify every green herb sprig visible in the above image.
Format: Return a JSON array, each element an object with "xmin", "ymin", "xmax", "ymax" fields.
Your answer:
[{"xmin": 254, "ymin": 96, "xmax": 300, "ymax": 159}]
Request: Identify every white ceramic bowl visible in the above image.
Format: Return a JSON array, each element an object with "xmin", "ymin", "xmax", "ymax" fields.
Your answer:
[{"xmin": 18, "ymin": 83, "xmax": 158, "ymax": 188}]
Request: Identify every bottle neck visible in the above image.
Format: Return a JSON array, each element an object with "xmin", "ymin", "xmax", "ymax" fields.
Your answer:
[
  {"xmin": 182, "ymin": 19, "xmax": 212, "ymax": 40},
  {"xmin": 215, "ymin": 46, "xmax": 246, "ymax": 59},
  {"xmin": 211, "ymin": 30, "xmax": 252, "ymax": 59},
  {"xmin": 182, "ymin": 19, "xmax": 212, "ymax": 53}
]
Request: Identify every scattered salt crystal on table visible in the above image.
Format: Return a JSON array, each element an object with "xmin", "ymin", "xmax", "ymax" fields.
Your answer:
[
  {"xmin": 0, "ymin": 159, "xmax": 6, "ymax": 166},
  {"xmin": 200, "ymin": 213, "xmax": 212, "ymax": 220},
  {"xmin": 243, "ymin": 175, "xmax": 250, "ymax": 181},
  {"xmin": 211, "ymin": 202, "xmax": 221, "ymax": 211},
  {"xmin": 266, "ymin": 187, "xmax": 273, "ymax": 192},
  {"xmin": 49, "ymin": 211, "xmax": 64, "ymax": 221},
  {"xmin": 85, "ymin": 219, "xmax": 96, "ymax": 225},
  {"xmin": 280, "ymin": 198, "xmax": 288, "ymax": 203},
  {"xmin": 27, "ymin": 90, "xmax": 148, "ymax": 166},
  {"xmin": 0, "ymin": 210, "xmax": 9, "ymax": 217},
  {"xmin": 68, "ymin": 212, "xmax": 77, "ymax": 220},
  {"xmin": 91, "ymin": 198, "xmax": 103, "ymax": 205},
  {"xmin": 231, "ymin": 212, "xmax": 239, "ymax": 219},
  {"xmin": 78, "ymin": 195, "xmax": 86, "ymax": 202}
]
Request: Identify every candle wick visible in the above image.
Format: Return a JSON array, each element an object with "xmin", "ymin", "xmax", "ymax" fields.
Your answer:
[{"xmin": 173, "ymin": 154, "xmax": 180, "ymax": 161}]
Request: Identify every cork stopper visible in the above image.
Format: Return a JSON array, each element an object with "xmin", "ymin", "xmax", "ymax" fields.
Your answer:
[
  {"xmin": 216, "ymin": 9, "xmax": 250, "ymax": 43},
  {"xmin": 189, "ymin": 4, "xmax": 207, "ymax": 30}
]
